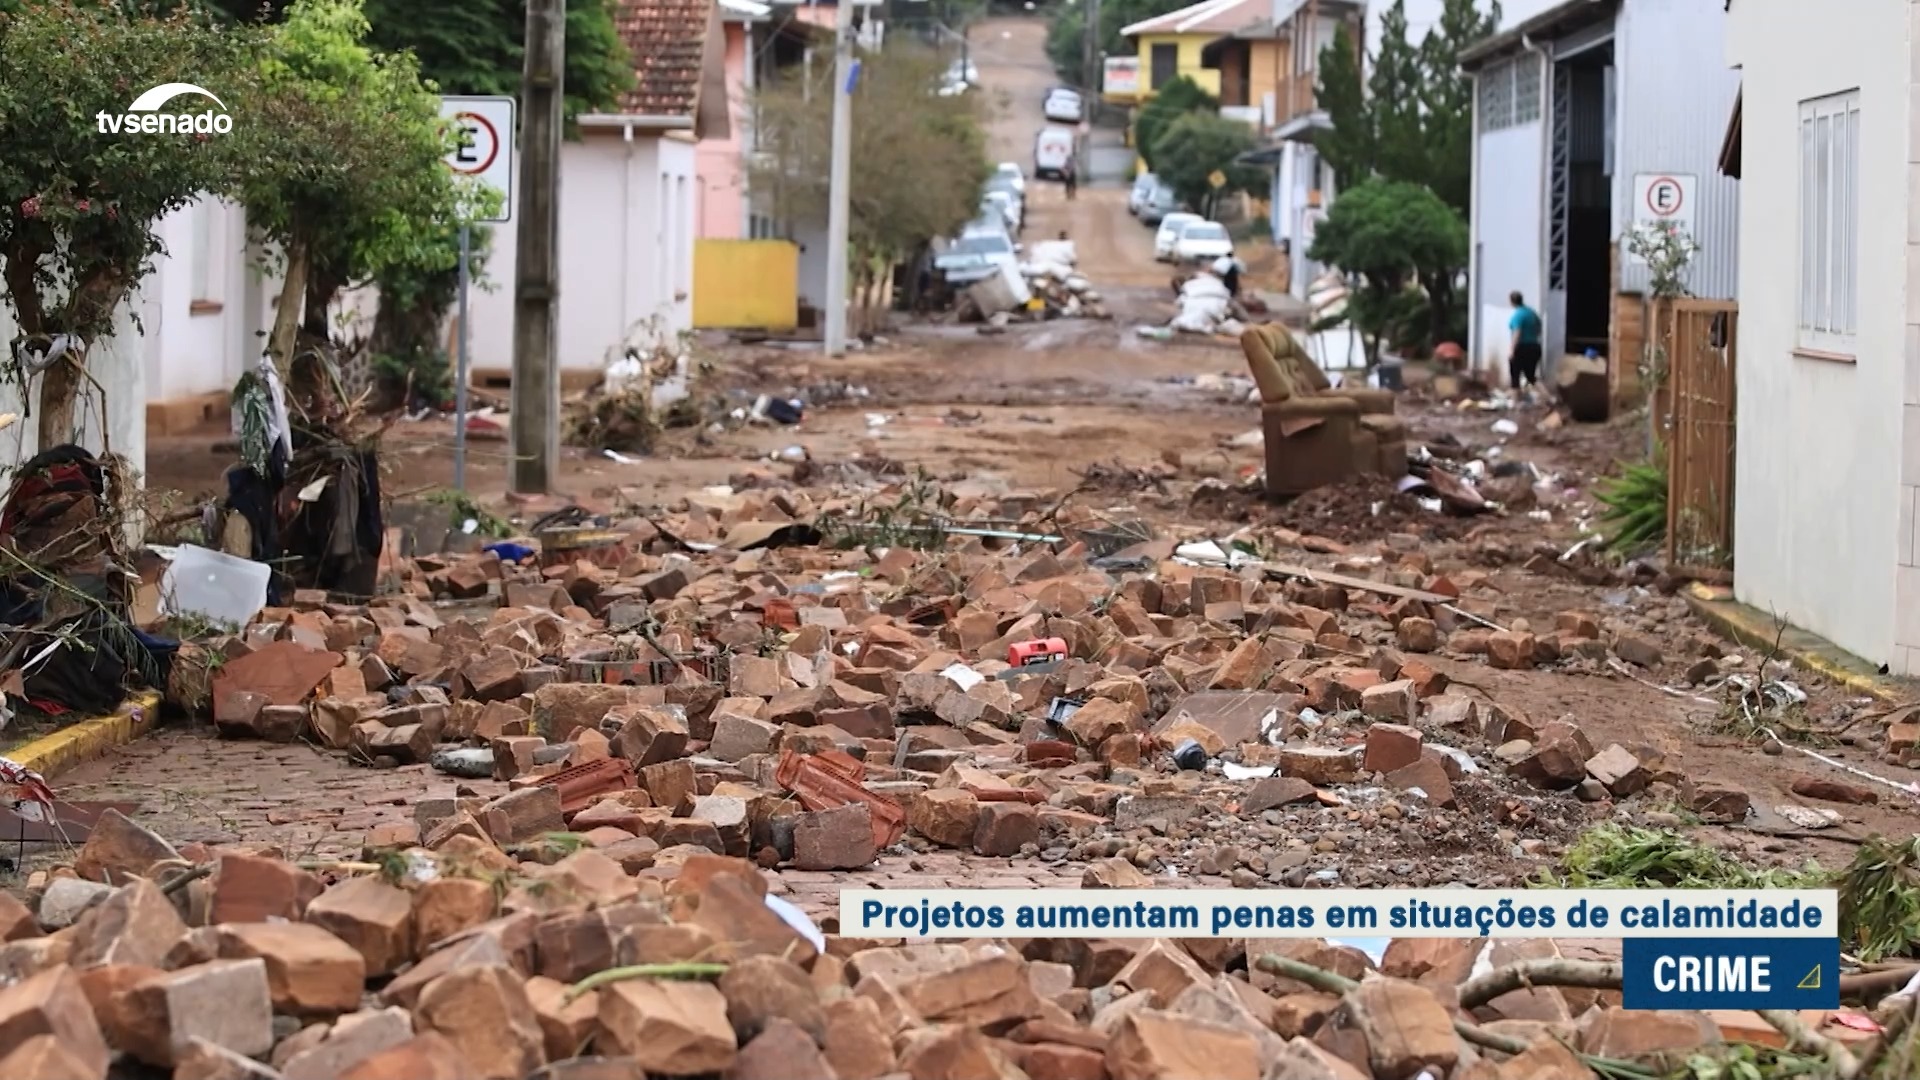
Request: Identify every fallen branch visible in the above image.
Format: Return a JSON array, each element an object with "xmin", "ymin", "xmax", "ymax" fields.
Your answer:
[
  {"xmin": 1457, "ymin": 957, "xmax": 1623, "ymax": 1010},
  {"xmin": 566, "ymin": 962, "xmax": 729, "ymax": 1003},
  {"xmin": 158, "ymin": 861, "xmax": 215, "ymax": 898},
  {"xmin": 1252, "ymin": 954, "xmax": 1657, "ymax": 1077},
  {"xmin": 1842, "ymin": 964, "xmax": 1920, "ymax": 1005},
  {"xmin": 1759, "ymin": 1008, "xmax": 1863, "ymax": 1079}
]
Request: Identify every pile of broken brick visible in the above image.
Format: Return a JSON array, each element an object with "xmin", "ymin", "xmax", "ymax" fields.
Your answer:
[
  {"xmin": 196, "ymin": 492, "xmax": 1763, "ymax": 887},
  {"xmin": 0, "ymin": 807, "xmax": 1874, "ymax": 1080}
]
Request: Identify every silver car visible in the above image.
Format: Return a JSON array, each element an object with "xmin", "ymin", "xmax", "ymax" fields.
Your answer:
[{"xmin": 1128, "ymin": 172, "xmax": 1159, "ymax": 217}]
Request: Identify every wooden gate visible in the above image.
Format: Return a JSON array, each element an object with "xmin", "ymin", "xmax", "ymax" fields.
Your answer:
[{"xmin": 1661, "ymin": 299, "xmax": 1738, "ymax": 574}]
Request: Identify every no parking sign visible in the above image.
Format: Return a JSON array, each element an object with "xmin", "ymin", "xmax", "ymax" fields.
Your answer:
[
  {"xmin": 441, "ymin": 95, "xmax": 515, "ymax": 223},
  {"xmin": 1629, "ymin": 173, "xmax": 1696, "ymax": 263}
]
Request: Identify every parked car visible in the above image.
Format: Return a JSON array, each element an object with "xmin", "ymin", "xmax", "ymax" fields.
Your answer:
[
  {"xmin": 1153, "ymin": 212, "xmax": 1202, "ymax": 261},
  {"xmin": 935, "ymin": 228, "xmax": 1019, "ymax": 286},
  {"xmin": 1171, "ymin": 220, "xmax": 1234, "ymax": 264},
  {"xmin": 981, "ymin": 190, "xmax": 1022, "ymax": 234},
  {"xmin": 1033, "ymin": 125, "xmax": 1076, "ymax": 180},
  {"xmin": 984, "ymin": 173, "xmax": 1024, "ymax": 209},
  {"xmin": 1128, "ymin": 172, "xmax": 1159, "ymax": 216},
  {"xmin": 994, "ymin": 162, "xmax": 1027, "ymax": 196},
  {"xmin": 1138, "ymin": 183, "xmax": 1180, "ymax": 225},
  {"xmin": 1043, "ymin": 87, "xmax": 1083, "ymax": 123}
]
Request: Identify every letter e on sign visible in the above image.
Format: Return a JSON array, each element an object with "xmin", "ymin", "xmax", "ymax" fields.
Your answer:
[
  {"xmin": 1646, "ymin": 176, "xmax": 1684, "ymax": 217},
  {"xmin": 439, "ymin": 95, "xmax": 516, "ymax": 224}
]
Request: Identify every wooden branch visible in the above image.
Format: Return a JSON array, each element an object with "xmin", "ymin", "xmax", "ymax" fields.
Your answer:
[
  {"xmin": 1759, "ymin": 1008, "xmax": 1863, "ymax": 1079},
  {"xmin": 1458, "ymin": 957, "xmax": 1623, "ymax": 1009}
]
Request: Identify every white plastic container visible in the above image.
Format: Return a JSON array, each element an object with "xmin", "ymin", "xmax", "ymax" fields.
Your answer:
[{"xmin": 161, "ymin": 544, "xmax": 270, "ymax": 629}]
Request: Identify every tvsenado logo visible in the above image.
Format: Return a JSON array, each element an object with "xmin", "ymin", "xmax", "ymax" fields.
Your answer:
[{"xmin": 96, "ymin": 83, "xmax": 232, "ymax": 135}]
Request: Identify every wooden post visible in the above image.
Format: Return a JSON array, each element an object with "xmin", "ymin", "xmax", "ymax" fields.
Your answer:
[{"xmin": 511, "ymin": 0, "xmax": 565, "ymax": 494}]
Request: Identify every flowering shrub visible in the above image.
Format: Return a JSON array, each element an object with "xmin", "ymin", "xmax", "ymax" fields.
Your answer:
[{"xmin": 1625, "ymin": 221, "xmax": 1700, "ymax": 299}]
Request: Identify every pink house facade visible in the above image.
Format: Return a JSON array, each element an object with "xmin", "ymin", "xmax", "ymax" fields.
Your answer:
[{"xmin": 696, "ymin": 5, "xmax": 760, "ymax": 238}]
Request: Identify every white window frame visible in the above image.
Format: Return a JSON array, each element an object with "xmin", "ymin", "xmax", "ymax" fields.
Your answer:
[{"xmin": 1797, "ymin": 89, "xmax": 1860, "ymax": 355}]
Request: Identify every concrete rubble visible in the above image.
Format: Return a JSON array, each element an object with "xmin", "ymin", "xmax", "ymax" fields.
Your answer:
[{"xmin": 0, "ymin": 477, "xmax": 1886, "ymax": 1078}]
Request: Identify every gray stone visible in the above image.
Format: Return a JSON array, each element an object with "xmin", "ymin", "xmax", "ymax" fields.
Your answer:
[
  {"xmin": 37, "ymin": 877, "xmax": 113, "ymax": 929},
  {"xmin": 430, "ymin": 747, "xmax": 495, "ymax": 779}
]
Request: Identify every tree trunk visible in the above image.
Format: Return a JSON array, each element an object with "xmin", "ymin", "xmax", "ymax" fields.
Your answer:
[
  {"xmin": 269, "ymin": 237, "xmax": 309, "ymax": 375},
  {"xmin": 35, "ymin": 351, "xmax": 84, "ymax": 452}
]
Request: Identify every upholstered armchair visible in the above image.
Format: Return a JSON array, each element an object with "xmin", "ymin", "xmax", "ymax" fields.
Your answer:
[{"xmin": 1240, "ymin": 324, "xmax": 1409, "ymax": 494}]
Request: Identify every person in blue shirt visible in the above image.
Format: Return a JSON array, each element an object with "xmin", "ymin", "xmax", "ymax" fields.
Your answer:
[{"xmin": 1508, "ymin": 291, "xmax": 1543, "ymax": 389}]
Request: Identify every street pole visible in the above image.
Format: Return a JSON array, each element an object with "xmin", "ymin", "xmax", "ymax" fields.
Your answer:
[
  {"xmin": 1082, "ymin": 0, "xmax": 1100, "ymax": 176},
  {"xmin": 511, "ymin": 0, "xmax": 564, "ymax": 494},
  {"xmin": 454, "ymin": 223, "xmax": 471, "ymax": 490},
  {"xmin": 822, "ymin": 0, "xmax": 855, "ymax": 357}
]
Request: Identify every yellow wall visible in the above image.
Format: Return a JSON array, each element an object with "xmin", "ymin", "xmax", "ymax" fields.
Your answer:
[
  {"xmin": 1133, "ymin": 33, "xmax": 1222, "ymax": 98},
  {"xmin": 692, "ymin": 240, "xmax": 798, "ymax": 330}
]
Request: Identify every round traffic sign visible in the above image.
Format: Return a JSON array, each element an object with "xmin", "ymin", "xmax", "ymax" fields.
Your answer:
[
  {"xmin": 1645, "ymin": 175, "xmax": 1684, "ymax": 217},
  {"xmin": 449, "ymin": 111, "xmax": 500, "ymax": 175}
]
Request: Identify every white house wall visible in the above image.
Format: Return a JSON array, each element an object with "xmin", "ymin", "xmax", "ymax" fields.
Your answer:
[
  {"xmin": 467, "ymin": 134, "xmax": 696, "ymax": 376},
  {"xmin": 145, "ymin": 198, "xmax": 261, "ymax": 402},
  {"xmin": 1470, "ymin": 121, "xmax": 1544, "ymax": 374},
  {"xmin": 1611, "ymin": 0, "xmax": 1739, "ymax": 300},
  {"xmin": 0, "ymin": 302, "xmax": 148, "ymax": 485},
  {"xmin": 1725, "ymin": 0, "xmax": 1908, "ymax": 669}
]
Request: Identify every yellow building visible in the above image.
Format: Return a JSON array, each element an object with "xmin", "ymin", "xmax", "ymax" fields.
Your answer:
[{"xmin": 1120, "ymin": 0, "xmax": 1268, "ymax": 102}]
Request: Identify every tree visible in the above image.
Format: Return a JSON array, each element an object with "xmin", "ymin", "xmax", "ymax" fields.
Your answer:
[
  {"xmin": 0, "ymin": 2, "xmax": 249, "ymax": 449},
  {"xmin": 1045, "ymin": 0, "xmax": 1188, "ymax": 87},
  {"xmin": 1367, "ymin": 0, "xmax": 1427, "ymax": 185},
  {"xmin": 1307, "ymin": 179, "xmax": 1466, "ymax": 362},
  {"xmin": 1418, "ymin": 0, "xmax": 1499, "ymax": 213},
  {"xmin": 1133, "ymin": 74, "xmax": 1215, "ymax": 171},
  {"xmin": 1314, "ymin": 23, "xmax": 1372, "ymax": 186},
  {"xmin": 227, "ymin": 0, "xmax": 481, "ymax": 378},
  {"xmin": 752, "ymin": 45, "xmax": 988, "ymax": 330},
  {"xmin": 1150, "ymin": 112, "xmax": 1261, "ymax": 215}
]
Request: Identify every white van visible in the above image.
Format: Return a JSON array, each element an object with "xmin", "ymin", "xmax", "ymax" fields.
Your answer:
[{"xmin": 1034, "ymin": 126, "xmax": 1076, "ymax": 180}]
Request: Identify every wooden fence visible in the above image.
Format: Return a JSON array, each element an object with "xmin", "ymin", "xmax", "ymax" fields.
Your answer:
[{"xmin": 1655, "ymin": 298, "xmax": 1738, "ymax": 575}]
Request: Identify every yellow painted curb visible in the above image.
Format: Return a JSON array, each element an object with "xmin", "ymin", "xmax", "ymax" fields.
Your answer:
[
  {"xmin": 1683, "ymin": 584, "xmax": 1912, "ymax": 705},
  {"xmin": 6, "ymin": 690, "xmax": 162, "ymax": 779}
]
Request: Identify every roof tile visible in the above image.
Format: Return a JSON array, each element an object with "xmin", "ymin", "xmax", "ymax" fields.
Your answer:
[{"xmin": 615, "ymin": 0, "xmax": 714, "ymax": 117}]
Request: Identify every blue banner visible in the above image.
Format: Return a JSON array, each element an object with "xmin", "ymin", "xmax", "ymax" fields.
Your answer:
[{"xmin": 1623, "ymin": 937, "xmax": 1839, "ymax": 1010}]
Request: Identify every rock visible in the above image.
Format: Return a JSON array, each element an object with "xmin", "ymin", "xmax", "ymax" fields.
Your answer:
[
  {"xmin": 337, "ymin": 1033, "xmax": 480, "ymax": 1080},
  {"xmin": 0, "ymin": 1036, "xmax": 104, "ymax": 1080},
  {"xmin": 72, "ymin": 809, "xmax": 180, "ymax": 884},
  {"xmin": 898, "ymin": 1025, "xmax": 1027, "ymax": 1080},
  {"xmin": 1575, "ymin": 778, "xmax": 1610, "ymax": 802},
  {"xmin": 1585, "ymin": 744, "xmax": 1650, "ymax": 797},
  {"xmin": 1240, "ymin": 776, "xmax": 1317, "ymax": 813},
  {"xmin": 1394, "ymin": 618, "xmax": 1440, "ymax": 653},
  {"xmin": 793, "ymin": 803, "xmax": 876, "ymax": 870},
  {"xmin": 1265, "ymin": 1038, "xmax": 1368, "ymax": 1080},
  {"xmin": 1350, "ymin": 976, "xmax": 1457, "ymax": 1079},
  {"xmin": 36, "ymin": 878, "xmax": 111, "ymax": 930},
  {"xmin": 481, "ymin": 786, "xmax": 566, "ymax": 845},
  {"xmin": 710, "ymin": 714, "xmax": 781, "ymax": 762},
  {"xmin": 1360, "ymin": 680, "xmax": 1418, "ymax": 722},
  {"xmin": 1385, "ymin": 758, "xmax": 1456, "ymax": 809},
  {"xmin": 1105, "ymin": 1009, "xmax": 1260, "ymax": 1080},
  {"xmin": 1580, "ymin": 1009, "xmax": 1719, "ymax": 1060},
  {"xmin": 595, "ymin": 978, "xmax": 737, "ymax": 1076},
  {"xmin": 112, "ymin": 957, "xmax": 275, "ymax": 1067},
  {"xmin": 894, "ymin": 953, "xmax": 1038, "ymax": 1027},
  {"xmin": 279, "ymin": 1007, "xmax": 414, "ymax": 1080},
  {"xmin": 210, "ymin": 852, "xmax": 325, "ymax": 924},
  {"xmin": 1689, "ymin": 783, "xmax": 1751, "ymax": 823},
  {"xmin": 68, "ymin": 877, "xmax": 188, "ymax": 969},
  {"xmin": 0, "ymin": 892, "xmax": 35, "ymax": 943},
  {"xmin": 1277, "ymin": 747, "xmax": 1362, "ymax": 786},
  {"xmin": 910, "ymin": 789, "xmax": 981, "ymax": 849},
  {"xmin": 823, "ymin": 997, "xmax": 897, "ymax": 1080},
  {"xmin": 1790, "ymin": 776, "xmax": 1879, "ymax": 805},
  {"xmin": 1114, "ymin": 941, "xmax": 1208, "ymax": 1008},
  {"xmin": 412, "ymin": 879, "xmax": 499, "ymax": 954},
  {"xmin": 432, "ymin": 747, "xmax": 496, "ymax": 779},
  {"xmin": 306, "ymin": 876, "xmax": 414, "ymax": 977},
  {"xmin": 1612, "ymin": 633, "xmax": 1664, "ymax": 669},
  {"xmin": 1486, "ymin": 631, "xmax": 1537, "ymax": 670},
  {"xmin": 612, "ymin": 706, "xmax": 690, "ymax": 767},
  {"xmin": 974, "ymin": 803, "xmax": 1039, "ymax": 857},
  {"xmin": 1082, "ymin": 858, "xmax": 1154, "ymax": 889},
  {"xmin": 1509, "ymin": 740, "xmax": 1588, "ymax": 791},
  {"xmin": 1362, "ymin": 724, "xmax": 1423, "ymax": 775},
  {"xmin": 173, "ymin": 1037, "xmax": 285, "ymax": 1080},
  {"xmin": 718, "ymin": 955, "xmax": 825, "ymax": 1044},
  {"xmin": 1065, "ymin": 697, "xmax": 1137, "ymax": 748},
  {"xmin": 0, "ymin": 965, "xmax": 111, "ymax": 1078},
  {"xmin": 525, "ymin": 976, "xmax": 598, "ymax": 1063},
  {"xmin": 728, "ymin": 1018, "xmax": 837, "ymax": 1080},
  {"xmin": 413, "ymin": 963, "xmax": 546, "ymax": 1080},
  {"xmin": 212, "ymin": 923, "xmax": 366, "ymax": 1016}
]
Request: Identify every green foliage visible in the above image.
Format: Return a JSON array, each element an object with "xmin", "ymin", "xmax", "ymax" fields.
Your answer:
[
  {"xmin": 1537, "ymin": 824, "xmax": 1825, "ymax": 890},
  {"xmin": 421, "ymin": 487, "xmax": 510, "ymax": 537},
  {"xmin": 228, "ymin": 0, "xmax": 489, "ymax": 352},
  {"xmin": 1315, "ymin": 0, "xmax": 1496, "ymax": 215},
  {"xmin": 0, "ymin": 1, "xmax": 250, "ymax": 442},
  {"xmin": 1595, "ymin": 459, "xmax": 1669, "ymax": 554},
  {"xmin": 1149, "ymin": 111, "xmax": 1261, "ymax": 215},
  {"xmin": 1836, "ymin": 836, "xmax": 1920, "ymax": 963},
  {"xmin": 1133, "ymin": 75, "xmax": 1214, "ymax": 172},
  {"xmin": 1044, "ymin": 0, "xmax": 1187, "ymax": 87},
  {"xmin": 1306, "ymin": 178, "xmax": 1466, "ymax": 361},
  {"xmin": 752, "ymin": 45, "xmax": 989, "ymax": 276}
]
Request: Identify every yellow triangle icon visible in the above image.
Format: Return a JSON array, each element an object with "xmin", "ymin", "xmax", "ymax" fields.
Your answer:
[{"xmin": 1798, "ymin": 966, "xmax": 1822, "ymax": 991}]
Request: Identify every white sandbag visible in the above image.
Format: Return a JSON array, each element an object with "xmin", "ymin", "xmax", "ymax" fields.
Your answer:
[
  {"xmin": 1029, "ymin": 239, "xmax": 1077, "ymax": 266},
  {"xmin": 1180, "ymin": 274, "xmax": 1231, "ymax": 301}
]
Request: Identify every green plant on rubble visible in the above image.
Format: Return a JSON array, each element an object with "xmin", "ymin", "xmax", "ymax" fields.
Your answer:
[
  {"xmin": 1673, "ymin": 1043, "xmax": 1832, "ymax": 1080},
  {"xmin": 821, "ymin": 467, "xmax": 952, "ymax": 552},
  {"xmin": 420, "ymin": 487, "xmax": 511, "ymax": 538},
  {"xmin": 1836, "ymin": 836, "xmax": 1920, "ymax": 963},
  {"xmin": 1535, "ymin": 824, "xmax": 1825, "ymax": 890},
  {"xmin": 1595, "ymin": 458, "xmax": 1669, "ymax": 555}
]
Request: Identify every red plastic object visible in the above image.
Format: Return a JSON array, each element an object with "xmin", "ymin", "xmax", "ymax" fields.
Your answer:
[
  {"xmin": 1022, "ymin": 740, "xmax": 1076, "ymax": 767},
  {"xmin": 538, "ymin": 758, "xmax": 638, "ymax": 818},
  {"xmin": 1007, "ymin": 637, "xmax": 1068, "ymax": 667},
  {"xmin": 774, "ymin": 748, "xmax": 906, "ymax": 849}
]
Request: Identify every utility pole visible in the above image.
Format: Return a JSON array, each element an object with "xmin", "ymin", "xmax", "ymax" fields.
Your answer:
[
  {"xmin": 1081, "ymin": 0, "xmax": 1101, "ymax": 176},
  {"xmin": 822, "ymin": 0, "xmax": 856, "ymax": 356},
  {"xmin": 511, "ymin": 0, "xmax": 565, "ymax": 494}
]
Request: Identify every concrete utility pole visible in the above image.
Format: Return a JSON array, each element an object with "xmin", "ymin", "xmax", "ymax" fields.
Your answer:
[
  {"xmin": 511, "ymin": 0, "xmax": 565, "ymax": 494},
  {"xmin": 1082, "ymin": 0, "xmax": 1101, "ymax": 94},
  {"xmin": 822, "ymin": 0, "xmax": 856, "ymax": 357}
]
